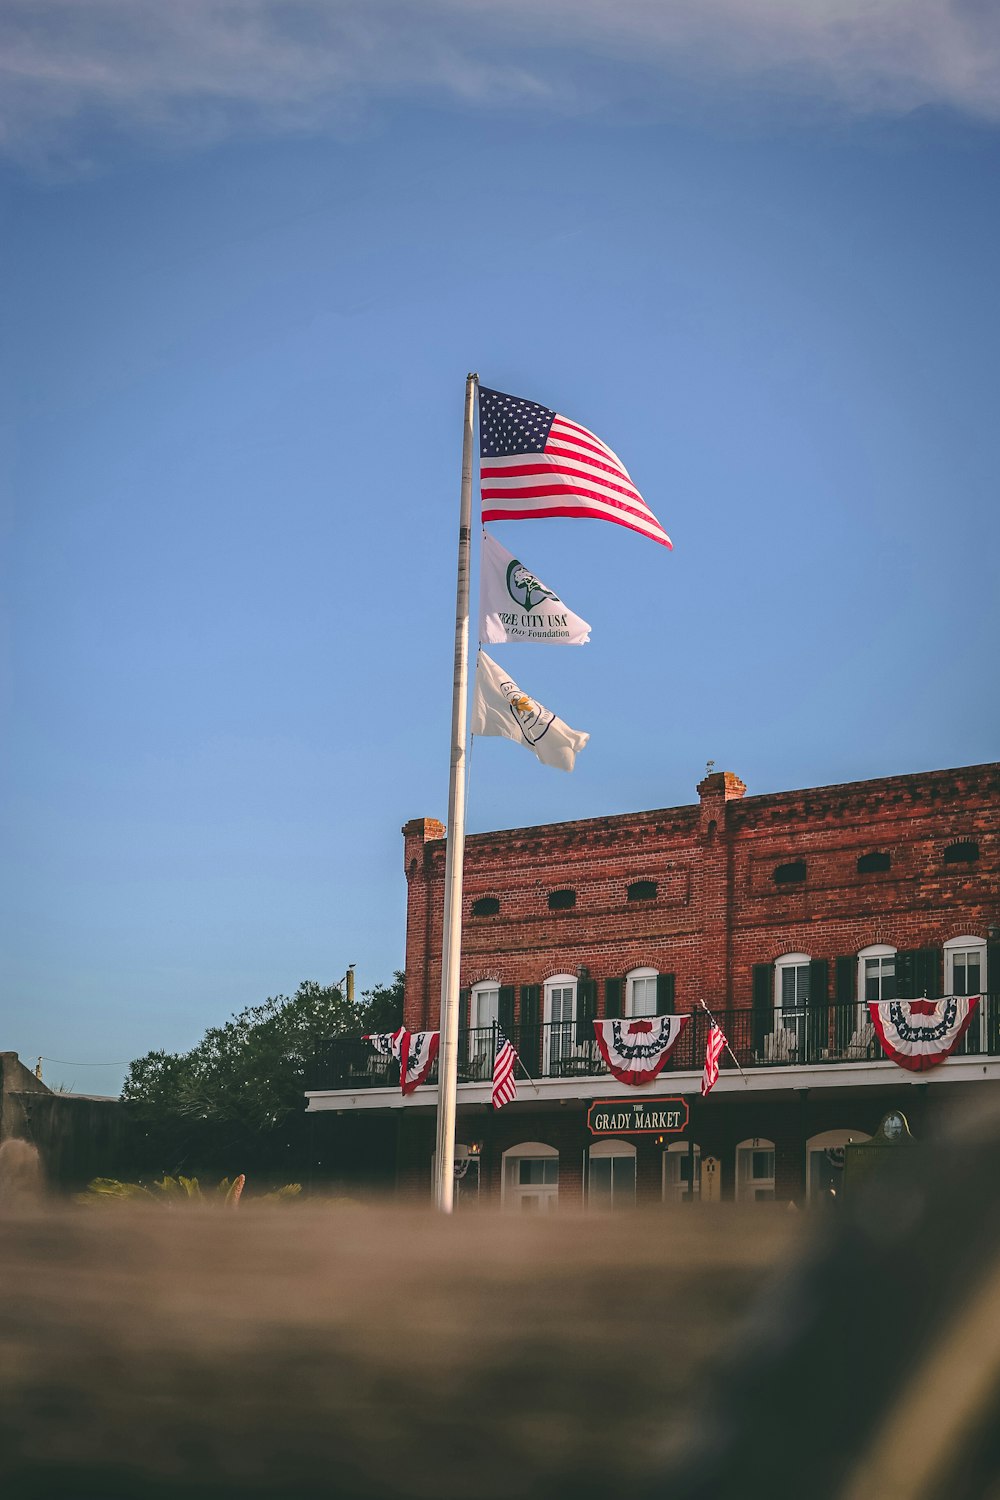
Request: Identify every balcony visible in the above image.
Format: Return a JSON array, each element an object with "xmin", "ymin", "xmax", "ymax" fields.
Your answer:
[{"xmin": 306, "ymin": 996, "xmax": 1000, "ymax": 1094}]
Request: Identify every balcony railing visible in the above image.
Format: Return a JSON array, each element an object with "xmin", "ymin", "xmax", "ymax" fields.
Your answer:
[{"xmin": 306, "ymin": 996, "xmax": 1000, "ymax": 1093}]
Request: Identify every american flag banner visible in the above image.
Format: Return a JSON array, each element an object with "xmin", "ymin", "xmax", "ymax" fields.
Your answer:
[
  {"xmin": 701, "ymin": 1022, "xmax": 727, "ymax": 1097},
  {"xmin": 492, "ymin": 1024, "xmax": 518, "ymax": 1109},
  {"xmin": 479, "ymin": 386, "xmax": 672, "ymax": 548}
]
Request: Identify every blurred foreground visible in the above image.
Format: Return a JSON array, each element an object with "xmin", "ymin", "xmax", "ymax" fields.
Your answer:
[{"xmin": 2, "ymin": 1105, "xmax": 1000, "ymax": 1500}]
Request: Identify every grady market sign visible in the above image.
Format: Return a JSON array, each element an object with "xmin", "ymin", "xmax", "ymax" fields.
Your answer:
[{"xmin": 587, "ymin": 1096, "xmax": 689, "ymax": 1137}]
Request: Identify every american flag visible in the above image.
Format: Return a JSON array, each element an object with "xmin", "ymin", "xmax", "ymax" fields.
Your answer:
[
  {"xmin": 478, "ymin": 386, "xmax": 672, "ymax": 549},
  {"xmin": 492, "ymin": 1024, "xmax": 518, "ymax": 1109},
  {"xmin": 701, "ymin": 1022, "xmax": 727, "ymax": 1097}
]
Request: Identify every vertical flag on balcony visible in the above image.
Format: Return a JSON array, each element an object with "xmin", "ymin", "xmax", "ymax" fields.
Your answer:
[
  {"xmin": 492, "ymin": 1024, "xmax": 518, "ymax": 1108},
  {"xmin": 701, "ymin": 1023, "xmax": 727, "ymax": 1097}
]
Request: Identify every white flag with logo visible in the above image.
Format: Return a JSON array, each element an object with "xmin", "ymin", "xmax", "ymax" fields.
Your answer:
[
  {"xmin": 471, "ymin": 651, "xmax": 589, "ymax": 772},
  {"xmin": 479, "ymin": 531, "xmax": 591, "ymax": 645}
]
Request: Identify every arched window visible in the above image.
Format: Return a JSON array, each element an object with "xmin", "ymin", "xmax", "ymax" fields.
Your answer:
[
  {"xmin": 543, "ymin": 974, "xmax": 578, "ymax": 1074},
  {"xmin": 471, "ymin": 896, "xmax": 500, "ymax": 917},
  {"xmin": 944, "ymin": 935, "xmax": 987, "ymax": 996},
  {"xmin": 858, "ymin": 944, "xmax": 897, "ymax": 1007},
  {"xmin": 806, "ymin": 1129, "xmax": 870, "ymax": 1203},
  {"xmin": 735, "ymin": 1138, "xmax": 776, "ymax": 1202},
  {"xmin": 663, "ymin": 1142, "xmax": 701, "ymax": 1203},
  {"xmin": 588, "ymin": 1140, "xmax": 636, "ymax": 1210},
  {"xmin": 627, "ymin": 879, "xmax": 657, "ymax": 903},
  {"xmin": 502, "ymin": 1142, "xmax": 559, "ymax": 1213},
  {"xmin": 626, "ymin": 966, "xmax": 659, "ymax": 1018},
  {"xmin": 470, "ymin": 981, "xmax": 500, "ymax": 1073},
  {"xmin": 774, "ymin": 953, "xmax": 811, "ymax": 1056}
]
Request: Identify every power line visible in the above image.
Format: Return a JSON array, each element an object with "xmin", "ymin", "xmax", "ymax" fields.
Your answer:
[{"xmin": 39, "ymin": 1056, "xmax": 130, "ymax": 1067}]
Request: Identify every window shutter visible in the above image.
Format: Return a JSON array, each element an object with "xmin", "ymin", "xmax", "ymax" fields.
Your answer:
[
  {"xmin": 752, "ymin": 964, "xmax": 772, "ymax": 1055},
  {"xmin": 604, "ymin": 977, "xmax": 623, "ymax": 1019},
  {"xmin": 576, "ymin": 978, "xmax": 597, "ymax": 1045},
  {"xmin": 519, "ymin": 984, "xmax": 541, "ymax": 1074},
  {"xmin": 656, "ymin": 973, "xmax": 676, "ymax": 1015},
  {"xmin": 834, "ymin": 956, "xmax": 855, "ymax": 1053},
  {"xmin": 498, "ymin": 985, "xmax": 515, "ymax": 1033},
  {"xmin": 916, "ymin": 948, "xmax": 941, "ymax": 1000},
  {"xmin": 895, "ymin": 950, "xmax": 918, "ymax": 1000},
  {"xmin": 807, "ymin": 959, "xmax": 829, "ymax": 1062},
  {"xmin": 457, "ymin": 989, "xmax": 470, "ymax": 1067},
  {"xmin": 987, "ymin": 945, "xmax": 1000, "ymax": 1053}
]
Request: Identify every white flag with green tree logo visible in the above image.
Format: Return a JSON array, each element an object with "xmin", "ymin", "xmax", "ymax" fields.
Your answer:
[
  {"xmin": 479, "ymin": 531, "xmax": 591, "ymax": 645},
  {"xmin": 471, "ymin": 650, "xmax": 589, "ymax": 772}
]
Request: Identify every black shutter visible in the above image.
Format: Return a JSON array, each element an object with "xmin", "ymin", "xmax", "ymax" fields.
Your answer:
[
  {"xmin": 498, "ymin": 985, "xmax": 515, "ymax": 1033},
  {"xmin": 808, "ymin": 958, "xmax": 829, "ymax": 1063},
  {"xmin": 916, "ymin": 948, "xmax": 941, "ymax": 999},
  {"xmin": 987, "ymin": 945, "xmax": 1000, "ymax": 1053},
  {"xmin": 604, "ymin": 977, "xmax": 623, "ymax": 1019},
  {"xmin": 519, "ymin": 984, "xmax": 541, "ymax": 1074},
  {"xmin": 656, "ymin": 973, "xmax": 676, "ymax": 1015},
  {"xmin": 457, "ymin": 988, "xmax": 470, "ymax": 1068},
  {"xmin": 895, "ymin": 950, "xmax": 918, "ymax": 1000},
  {"xmin": 835, "ymin": 956, "xmax": 855, "ymax": 1053},
  {"xmin": 576, "ymin": 977, "xmax": 597, "ymax": 1044},
  {"xmin": 752, "ymin": 964, "xmax": 772, "ymax": 1056}
]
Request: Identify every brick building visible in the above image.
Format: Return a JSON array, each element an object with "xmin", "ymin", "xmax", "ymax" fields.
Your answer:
[{"xmin": 307, "ymin": 761, "xmax": 1000, "ymax": 1207}]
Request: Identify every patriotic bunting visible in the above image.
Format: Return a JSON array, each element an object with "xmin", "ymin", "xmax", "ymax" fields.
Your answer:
[
  {"xmin": 400, "ymin": 1029, "xmax": 440, "ymax": 1094},
  {"xmin": 365, "ymin": 1028, "xmax": 440, "ymax": 1094},
  {"xmin": 592, "ymin": 1016, "xmax": 689, "ymax": 1086},
  {"xmin": 868, "ymin": 996, "xmax": 979, "ymax": 1072}
]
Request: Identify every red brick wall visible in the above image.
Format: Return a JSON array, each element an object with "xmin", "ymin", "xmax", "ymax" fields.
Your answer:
[{"xmin": 403, "ymin": 763, "xmax": 999, "ymax": 1029}]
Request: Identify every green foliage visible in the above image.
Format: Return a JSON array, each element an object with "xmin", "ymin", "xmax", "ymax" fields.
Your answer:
[
  {"xmin": 80, "ymin": 1174, "xmax": 299, "ymax": 1205},
  {"xmin": 357, "ymin": 971, "xmax": 404, "ymax": 1035},
  {"xmin": 122, "ymin": 978, "xmax": 375, "ymax": 1133}
]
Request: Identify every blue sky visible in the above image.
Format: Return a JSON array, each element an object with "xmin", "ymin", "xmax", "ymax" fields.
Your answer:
[{"xmin": 2, "ymin": 1, "xmax": 998, "ymax": 1095}]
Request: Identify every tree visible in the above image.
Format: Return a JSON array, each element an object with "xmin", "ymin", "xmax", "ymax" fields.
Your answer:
[
  {"xmin": 356, "ymin": 971, "xmax": 404, "ymax": 1035},
  {"xmin": 123, "ymin": 978, "xmax": 386, "ymax": 1134}
]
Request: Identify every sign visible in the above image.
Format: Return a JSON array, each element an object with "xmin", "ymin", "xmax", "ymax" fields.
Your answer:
[{"xmin": 587, "ymin": 1096, "xmax": 689, "ymax": 1137}]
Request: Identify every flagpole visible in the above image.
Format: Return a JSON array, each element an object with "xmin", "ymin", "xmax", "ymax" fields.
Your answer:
[{"xmin": 433, "ymin": 371, "xmax": 478, "ymax": 1213}]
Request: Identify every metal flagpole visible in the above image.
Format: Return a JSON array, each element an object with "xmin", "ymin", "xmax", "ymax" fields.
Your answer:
[{"xmin": 433, "ymin": 372, "xmax": 478, "ymax": 1213}]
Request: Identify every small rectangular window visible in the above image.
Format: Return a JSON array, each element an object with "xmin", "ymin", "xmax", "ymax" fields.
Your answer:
[
  {"xmin": 548, "ymin": 888, "xmax": 576, "ymax": 910},
  {"xmin": 857, "ymin": 852, "xmax": 891, "ymax": 874},
  {"xmin": 774, "ymin": 861, "xmax": 806, "ymax": 885}
]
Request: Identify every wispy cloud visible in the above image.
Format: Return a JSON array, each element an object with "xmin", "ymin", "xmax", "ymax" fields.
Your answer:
[{"xmin": 2, "ymin": 0, "xmax": 998, "ymax": 167}]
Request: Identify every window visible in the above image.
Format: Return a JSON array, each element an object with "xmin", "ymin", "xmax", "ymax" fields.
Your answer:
[
  {"xmin": 944, "ymin": 936, "xmax": 986, "ymax": 996},
  {"xmin": 774, "ymin": 953, "xmax": 811, "ymax": 1055},
  {"xmin": 858, "ymin": 944, "xmax": 896, "ymax": 1007},
  {"xmin": 502, "ymin": 1143, "xmax": 559, "ymax": 1212},
  {"xmin": 857, "ymin": 852, "xmax": 891, "ymax": 874},
  {"xmin": 806, "ymin": 1130, "xmax": 870, "ymax": 1203},
  {"xmin": 548, "ymin": 888, "xmax": 576, "ymax": 910},
  {"xmin": 544, "ymin": 975, "xmax": 578, "ymax": 1073},
  {"xmin": 663, "ymin": 1142, "xmax": 701, "ymax": 1203},
  {"xmin": 735, "ymin": 1138, "xmax": 776, "ymax": 1202},
  {"xmin": 588, "ymin": 1140, "xmax": 636, "ymax": 1210},
  {"xmin": 944, "ymin": 841, "xmax": 979, "ymax": 865},
  {"xmin": 471, "ymin": 896, "xmax": 500, "ymax": 917},
  {"xmin": 469, "ymin": 984, "xmax": 499, "ymax": 1074},
  {"xmin": 626, "ymin": 967, "xmax": 659, "ymax": 1018},
  {"xmin": 774, "ymin": 860, "xmax": 806, "ymax": 885},
  {"xmin": 627, "ymin": 879, "xmax": 657, "ymax": 902}
]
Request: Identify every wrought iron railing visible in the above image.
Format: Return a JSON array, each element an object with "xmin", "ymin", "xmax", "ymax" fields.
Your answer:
[{"xmin": 306, "ymin": 995, "xmax": 1000, "ymax": 1092}]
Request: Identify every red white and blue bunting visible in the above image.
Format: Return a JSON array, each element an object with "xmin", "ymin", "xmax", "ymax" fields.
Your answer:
[
  {"xmin": 363, "ymin": 1027, "xmax": 440, "ymax": 1093},
  {"xmin": 592, "ymin": 1015, "xmax": 689, "ymax": 1086},
  {"xmin": 399, "ymin": 1029, "xmax": 440, "ymax": 1094},
  {"xmin": 869, "ymin": 996, "xmax": 979, "ymax": 1072}
]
